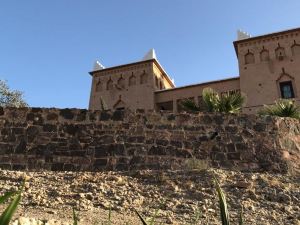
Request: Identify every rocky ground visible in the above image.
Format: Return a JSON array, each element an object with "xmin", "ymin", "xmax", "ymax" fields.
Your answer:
[{"xmin": 0, "ymin": 169, "xmax": 299, "ymax": 225}]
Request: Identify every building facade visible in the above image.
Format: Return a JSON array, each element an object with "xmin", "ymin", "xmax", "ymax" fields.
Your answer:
[{"xmin": 88, "ymin": 27, "xmax": 300, "ymax": 113}]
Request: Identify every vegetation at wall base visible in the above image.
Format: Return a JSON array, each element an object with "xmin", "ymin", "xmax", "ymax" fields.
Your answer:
[
  {"xmin": 0, "ymin": 180, "xmax": 24, "ymax": 225},
  {"xmin": 214, "ymin": 178, "xmax": 230, "ymax": 225},
  {"xmin": 259, "ymin": 99, "xmax": 300, "ymax": 119},
  {"xmin": 181, "ymin": 87, "xmax": 245, "ymax": 114},
  {"xmin": 0, "ymin": 176, "xmax": 247, "ymax": 225}
]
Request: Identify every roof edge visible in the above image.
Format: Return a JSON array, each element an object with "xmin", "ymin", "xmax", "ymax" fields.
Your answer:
[
  {"xmin": 88, "ymin": 58, "xmax": 175, "ymax": 88},
  {"xmin": 155, "ymin": 77, "xmax": 240, "ymax": 93},
  {"xmin": 88, "ymin": 59, "xmax": 155, "ymax": 75},
  {"xmin": 233, "ymin": 27, "xmax": 300, "ymax": 56}
]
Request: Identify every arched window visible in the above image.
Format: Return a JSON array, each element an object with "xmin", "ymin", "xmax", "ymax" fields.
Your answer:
[
  {"xmin": 155, "ymin": 77, "xmax": 159, "ymax": 87},
  {"xmin": 279, "ymin": 81, "xmax": 295, "ymax": 99},
  {"xmin": 159, "ymin": 81, "xmax": 164, "ymax": 90},
  {"xmin": 106, "ymin": 79, "xmax": 113, "ymax": 90},
  {"xmin": 291, "ymin": 43, "xmax": 300, "ymax": 56},
  {"xmin": 245, "ymin": 51, "xmax": 255, "ymax": 64},
  {"xmin": 275, "ymin": 46, "xmax": 285, "ymax": 60},
  {"xmin": 140, "ymin": 72, "xmax": 147, "ymax": 84},
  {"xmin": 95, "ymin": 80, "xmax": 102, "ymax": 92},
  {"xmin": 276, "ymin": 71, "xmax": 296, "ymax": 99},
  {"xmin": 260, "ymin": 49, "xmax": 270, "ymax": 62},
  {"xmin": 117, "ymin": 77, "xmax": 125, "ymax": 89},
  {"xmin": 129, "ymin": 75, "xmax": 136, "ymax": 86}
]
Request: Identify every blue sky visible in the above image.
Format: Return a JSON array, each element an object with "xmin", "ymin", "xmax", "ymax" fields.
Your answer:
[{"xmin": 1, "ymin": 1, "xmax": 300, "ymax": 108}]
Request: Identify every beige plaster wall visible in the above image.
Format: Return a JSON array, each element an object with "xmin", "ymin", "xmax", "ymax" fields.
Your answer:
[
  {"xmin": 88, "ymin": 60, "xmax": 175, "ymax": 111},
  {"xmin": 88, "ymin": 28, "xmax": 300, "ymax": 114},
  {"xmin": 153, "ymin": 63, "xmax": 173, "ymax": 91},
  {"xmin": 237, "ymin": 30, "xmax": 300, "ymax": 113},
  {"xmin": 89, "ymin": 61, "xmax": 156, "ymax": 111}
]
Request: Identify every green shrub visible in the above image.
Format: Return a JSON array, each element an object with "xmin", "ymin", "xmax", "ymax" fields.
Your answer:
[
  {"xmin": 181, "ymin": 88, "xmax": 245, "ymax": 113},
  {"xmin": 259, "ymin": 99, "xmax": 300, "ymax": 119}
]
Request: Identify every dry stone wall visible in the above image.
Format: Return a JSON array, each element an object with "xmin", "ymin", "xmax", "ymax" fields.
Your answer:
[{"xmin": 0, "ymin": 107, "xmax": 299, "ymax": 173}]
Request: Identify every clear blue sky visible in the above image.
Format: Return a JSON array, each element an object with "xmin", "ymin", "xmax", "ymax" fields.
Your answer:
[{"xmin": 1, "ymin": 1, "xmax": 300, "ymax": 108}]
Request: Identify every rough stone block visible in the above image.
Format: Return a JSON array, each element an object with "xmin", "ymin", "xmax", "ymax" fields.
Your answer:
[
  {"xmin": 59, "ymin": 109, "xmax": 75, "ymax": 120},
  {"xmin": 148, "ymin": 146, "xmax": 166, "ymax": 155},
  {"xmin": 46, "ymin": 112, "xmax": 58, "ymax": 121},
  {"xmin": 43, "ymin": 124, "xmax": 57, "ymax": 132},
  {"xmin": 227, "ymin": 152, "xmax": 241, "ymax": 160}
]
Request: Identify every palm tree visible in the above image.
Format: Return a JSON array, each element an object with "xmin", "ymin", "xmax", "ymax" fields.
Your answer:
[
  {"xmin": 181, "ymin": 88, "xmax": 245, "ymax": 113},
  {"xmin": 259, "ymin": 99, "xmax": 300, "ymax": 119}
]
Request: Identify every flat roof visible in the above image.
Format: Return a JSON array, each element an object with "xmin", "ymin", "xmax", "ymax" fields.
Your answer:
[
  {"xmin": 155, "ymin": 76, "xmax": 239, "ymax": 93},
  {"xmin": 89, "ymin": 59, "xmax": 175, "ymax": 88},
  {"xmin": 233, "ymin": 27, "xmax": 300, "ymax": 55}
]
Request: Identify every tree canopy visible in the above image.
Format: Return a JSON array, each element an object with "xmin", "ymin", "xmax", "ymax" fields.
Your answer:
[{"xmin": 0, "ymin": 80, "xmax": 28, "ymax": 107}]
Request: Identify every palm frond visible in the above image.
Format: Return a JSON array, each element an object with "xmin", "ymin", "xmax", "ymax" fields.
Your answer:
[
  {"xmin": 202, "ymin": 88, "xmax": 244, "ymax": 113},
  {"xmin": 202, "ymin": 88, "xmax": 219, "ymax": 112},
  {"xmin": 259, "ymin": 99, "xmax": 300, "ymax": 119},
  {"xmin": 181, "ymin": 99, "xmax": 201, "ymax": 112}
]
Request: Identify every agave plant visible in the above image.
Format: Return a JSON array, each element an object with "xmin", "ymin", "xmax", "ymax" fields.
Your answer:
[
  {"xmin": 135, "ymin": 208, "xmax": 160, "ymax": 225},
  {"xmin": 181, "ymin": 88, "xmax": 245, "ymax": 113},
  {"xmin": 73, "ymin": 208, "xmax": 79, "ymax": 225},
  {"xmin": 0, "ymin": 181, "xmax": 24, "ymax": 225},
  {"xmin": 214, "ymin": 178, "xmax": 244, "ymax": 225},
  {"xmin": 259, "ymin": 99, "xmax": 300, "ymax": 119},
  {"xmin": 214, "ymin": 178, "xmax": 230, "ymax": 225}
]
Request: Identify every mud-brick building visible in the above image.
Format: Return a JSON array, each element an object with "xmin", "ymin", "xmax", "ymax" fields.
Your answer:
[{"xmin": 88, "ymin": 27, "xmax": 300, "ymax": 113}]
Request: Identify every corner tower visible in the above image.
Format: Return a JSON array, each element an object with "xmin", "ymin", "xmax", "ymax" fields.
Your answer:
[
  {"xmin": 234, "ymin": 28, "xmax": 300, "ymax": 113},
  {"xmin": 88, "ymin": 50, "xmax": 175, "ymax": 111}
]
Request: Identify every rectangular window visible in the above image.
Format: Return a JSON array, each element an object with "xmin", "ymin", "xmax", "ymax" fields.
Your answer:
[
  {"xmin": 156, "ymin": 101, "xmax": 173, "ymax": 111},
  {"xmin": 280, "ymin": 81, "xmax": 295, "ymax": 99},
  {"xmin": 177, "ymin": 97, "xmax": 195, "ymax": 112}
]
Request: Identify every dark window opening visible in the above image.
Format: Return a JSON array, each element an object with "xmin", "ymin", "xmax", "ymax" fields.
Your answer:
[
  {"xmin": 156, "ymin": 101, "xmax": 173, "ymax": 111},
  {"xmin": 280, "ymin": 81, "xmax": 295, "ymax": 99}
]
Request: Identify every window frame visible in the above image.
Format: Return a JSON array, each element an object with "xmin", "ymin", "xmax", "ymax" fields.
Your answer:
[{"xmin": 279, "ymin": 81, "xmax": 295, "ymax": 99}]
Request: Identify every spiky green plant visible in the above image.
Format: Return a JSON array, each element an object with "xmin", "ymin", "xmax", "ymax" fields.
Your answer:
[
  {"xmin": 217, "ymin": 91, "xmax": 245, "ymax": 113},
  {"xmin": 73, "ymin": 208, "xmax": 78, "ymax": 225},
  {"xmin": 135, "ymin": 210, "xmax": 148, "ymax": 225},
  {"xmin": 135, "ymin": 208, "xmax": 160, "ymax": 225},
  {"xmin": 0, "ymin": 181, "xmax": 24, "ymax": 225},
  {"xmin": 259, "ymin": 99, "xmax": 300, "ymax": 119},
  {"xmin": 214, "ymin": 178, "xmax": 230, "ymax": 225},
  {"xmin": 202, "ymin": 88, "xmax": 220, "ymax": 112},
  {"xmin": 181, "ymin": 99, "xmax": 201, "ymax": 112},
  {"xmin": 239, "ymin": 205, "xmax": 243, "ymax": 225},
  {"xmin": 181, "ymin": 88, "xmax": 245, "ymax": 113},
  {"xmin": 190, "ymin": 206, "xmax": 201, "ymax": 225}
]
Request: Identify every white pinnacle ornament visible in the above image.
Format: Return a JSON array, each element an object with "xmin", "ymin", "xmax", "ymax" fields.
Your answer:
[
  {"xmin": 93, "ymin": 60, "xmax": 105, "ymax": 71},
  {"xmin": 142, "ymin": 49, "xmax": 157, "ymax": 60}
]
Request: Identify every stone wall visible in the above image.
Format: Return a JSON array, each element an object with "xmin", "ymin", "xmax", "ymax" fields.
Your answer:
[{"xmin": 0, "ymin": 107, "xmax": 299, "ymax": 173}]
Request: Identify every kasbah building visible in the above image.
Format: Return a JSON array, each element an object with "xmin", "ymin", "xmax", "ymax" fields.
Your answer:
[{"xmin": 88, "ymin": 27, "xmax": 300, "ymax": 114}]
